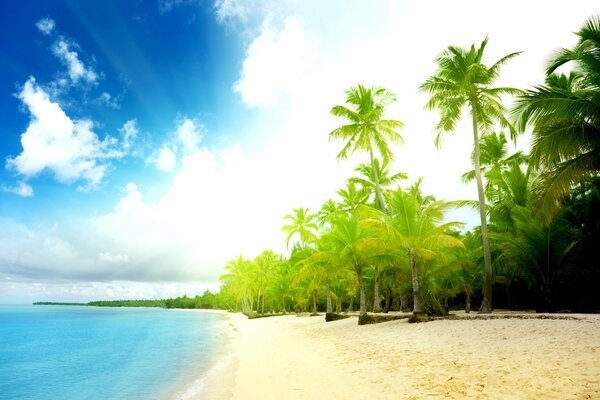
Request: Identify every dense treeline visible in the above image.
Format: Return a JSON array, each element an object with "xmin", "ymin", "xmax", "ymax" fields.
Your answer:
[
  {"xmin": 87, "ymin": 299, "xmax": 167, "ymax": 308},
  {"xmin": 218, "ymin": 16, "xmax": 600, "ymax": 317},
  {"xmin": 35, "ymin": 290, "xmax": 223, "ymax": 310}
]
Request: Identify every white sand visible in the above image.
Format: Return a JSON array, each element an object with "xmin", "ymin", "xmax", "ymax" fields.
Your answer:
[{"xmin": 195, "ymin": 312, "xmax": 600, "ymax": 399}]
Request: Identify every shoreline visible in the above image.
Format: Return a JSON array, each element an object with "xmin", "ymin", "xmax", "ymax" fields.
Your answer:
[
  {"xmin": 172, "ymin": 312, "xmax": 241, "ymax": 400},
  {"xmin": 185, "ymin": 312, "xmax": 600, "ymax": 399}
]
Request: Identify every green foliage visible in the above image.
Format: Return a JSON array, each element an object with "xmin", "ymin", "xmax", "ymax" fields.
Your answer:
[
  {"xmin": 214, "ymin": 22, "xmax": 600, "ymax": 318},
  {"xmin": 511, "ymin": 15, "xmax": 600, "ymax": 220}
]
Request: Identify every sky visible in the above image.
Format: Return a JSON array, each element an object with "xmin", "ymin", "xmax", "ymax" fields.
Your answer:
[{"xmin": 0, "ymin": 0, "xmax": 598, "ymax": 303}]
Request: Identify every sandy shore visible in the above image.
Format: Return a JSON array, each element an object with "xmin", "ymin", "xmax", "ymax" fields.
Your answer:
[{"xmin": 194, "ymin": 312, "xmax": 600, "ymax": 399}]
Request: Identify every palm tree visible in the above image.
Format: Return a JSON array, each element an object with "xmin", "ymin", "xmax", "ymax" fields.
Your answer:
[
  {"xmin": 512, "ymin": 17, "xmax": 600, "ymax": 219},
  {"xmin": 336, "ymin": 181, "xmax": 370, "ymax": 213},
  {"xmin": 295, "ymin": 236, "xmax": 355, "ymax": 315},
  {"xmin": 282, "ymin": 208, "xmax": 319, "ymax": 249},
  {"xmin": 219, "ymin": 255, "xmax": 254, "ymax": 312},
  {"xmin": 420, "ymin": 37, "xmax": 521, "ymax": 313},
  {"xmin": 461, "ymin": 131, "xmax": 526, "ymax": 190},
  {"xmin": 327, "ymin": 210, "xmax": 380, "ymax": 316},
  {"xmin": 364, "ymin": 183, "xmax": 464, "ymax": 316},
  {"xmin": 253, "ymin": 250, "xmax": 280, "ymax": 314},
  {"xmin": 317, "ymin": 199, "xmax": 340, "ymax": 228},
  {"xmin": 492, "ymin": 206, "xmax": 577, "ymax": 312},
  {"xmin": 348, "ymin": 159, "xmax": 407, "ymax": 312},
  {"xmin": 349, "ymin": 159, "xmax": 407, "ymax": 210},
  {"xmin": 329, "ymin": 84, "xmax": 404, "ymax": 215}
]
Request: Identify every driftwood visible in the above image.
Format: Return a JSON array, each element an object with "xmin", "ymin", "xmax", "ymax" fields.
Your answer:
[
  {"xmin": 245, "ymin": 311, "xmax": 286, "ymax": 320},
  {"xmin": 325, "ymin": 312, "xmax": 351, "ymax": 322},
  {"xmin": 358, "ymin": 313, "xmax": 411, "ymax": 325},
  {"xmin": 357, "ymin": 312, "xmax": 582, "ymax": 325}
]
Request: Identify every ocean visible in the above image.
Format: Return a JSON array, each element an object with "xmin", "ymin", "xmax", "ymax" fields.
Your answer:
[{"xmin": 0, "ymin": 305, "xmax": 232, "ymax": 400}]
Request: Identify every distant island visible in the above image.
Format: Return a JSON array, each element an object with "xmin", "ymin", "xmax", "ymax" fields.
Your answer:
[{"xmin": 33, "ymin": 291, "xmax": 218, "ymax": 310}]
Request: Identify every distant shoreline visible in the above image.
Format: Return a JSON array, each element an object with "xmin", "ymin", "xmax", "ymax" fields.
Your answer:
[{"xmin": 32, "ymin": 299, "xmax": 223, "ymax": 311}]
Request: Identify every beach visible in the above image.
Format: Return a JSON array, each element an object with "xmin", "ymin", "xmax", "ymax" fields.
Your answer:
[{"xmin": 196, "ymin": 312, "xmax": 600, "ymax": 399}]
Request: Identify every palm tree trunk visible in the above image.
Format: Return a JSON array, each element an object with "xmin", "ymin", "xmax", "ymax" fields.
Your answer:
[
  {"xmin": 411, "ymin": 257, "xmax": 424, "ymax": 314},
  {"xmin": 383, "ymin": 286, "xmax": 392, "ymax": 313},
  {"xmin": 471, "ymin": 100, "xmax": 494, "ymax": 314},
  {"xmin": 326, "ymin": 285, "xmax": 333, "ymax": 313},
  {"xmin": 504, "ymin": 277, "xmax": 513, "ymax": 310},
  {"xmin": 347, "ymin": 296, "xmax": 354, "ymax": 313},
  {"xmin": 356, "ymin": 266, "xmax": 367, "ymax": 316},
  {"xmin": 465, "ymin": 289, "xmax": 472, "ymax": 313},
  {"xmin": 311, "ymin": 289, "xmax": 318, "ymax": 315},
  {"xmin": 372, "ymin": 266, "xmax": 382, "ymax": 313},
  {"xmin": 398, "ymin": 286, "xmax": 406, "ymax": 311}
]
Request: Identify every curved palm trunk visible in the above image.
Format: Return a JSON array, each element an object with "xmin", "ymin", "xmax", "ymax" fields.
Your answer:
[
  {"xmin": 471, "ymin": 101, "xmax": 494, "ymax": 314},
  {"xmin": 465, "ymin": 289, "xmax": 472, "ymax": 313},
  {"xmin": 410, "ymin": 257, "xmax": 424, "ymax": 314},
  {"xmin": 356, "ymin": 265, "xmax": 367, "ymax": 316},
  {"xmin": 372, "ymin": 266, "xmax": 382, "ymax": 313}
]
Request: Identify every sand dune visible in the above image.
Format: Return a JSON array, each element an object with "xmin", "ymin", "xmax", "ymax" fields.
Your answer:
[{"xmin": 197, "ymin": 312, "xmax": 600, "ymax": 399}]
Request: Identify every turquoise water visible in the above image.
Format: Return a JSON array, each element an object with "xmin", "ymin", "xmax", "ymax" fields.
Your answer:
[{"xmin": 0, "ymin": 305, "xmax": 231, "ymax": 399}]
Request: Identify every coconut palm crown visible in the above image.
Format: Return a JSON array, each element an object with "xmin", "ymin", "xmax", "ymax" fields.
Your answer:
[{"xmin": 512, "ymin": 16, "xmax": 600, "ymax": 220}]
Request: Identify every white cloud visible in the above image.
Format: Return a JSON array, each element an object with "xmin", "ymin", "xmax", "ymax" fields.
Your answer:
[
  {"xmin": 52, "ymin": 39, "xmax": 98, "ymax": 84},
  {"xmin": 155, "ymin": 147, "xmax": 176, "ymax": 171},
  {"xmin": 98, "ymin": 252, "xmax": 129, "ymax": 263},
  {"xmin": 158, "ymin": 0, "xmax": 198, "ymax": 14},
  {"xmin": 94, "ymin": 141, "xmax": 293, "ymax": 280},
  {"xmin": 234, "ymin": 16, "xmax": 317, "ymax": 107},
  {"xmin": 149, "ymin": 118, "xmax": 203, "ymax": 171},
  {"xmin": 0, "ymin": 279, "xmax": 217, "ymax": 304},
  {"xmin": 96, "ymin": 92, "xmax": 120, "ymax": 109},
  {"xmin": 214, "ymin": 0, "xmax": 249, "ymax": 24},
  {"xmin": 36, "ymin": 18, "xmax": 55, "ymax": 35},
  {"xmin": 2, "ymin": 181, "xmax": 34, "ymax": 197},
  {"xmin": 120, "ymin": 119, "xmax": 138, "ymax": 151},
  {"xmin": 6, "ymin": 78, "xmax": 120, "ymax": 190},
  {"xmin": 227, "ymin": 0, "xmax": 600, "ymax": 227},
  {"xmin": 176, "ymin": 117, "xmax": 203, "ymax": 152}
]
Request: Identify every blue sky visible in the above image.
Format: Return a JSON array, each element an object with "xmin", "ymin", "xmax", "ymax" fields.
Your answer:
[
  {"xmin": 1, "ymin": 0, "xmax": 598, "ymax": 303},
  {"xmin": 1, "ymin": 0, "xmax": 247, "ymax": 220}
]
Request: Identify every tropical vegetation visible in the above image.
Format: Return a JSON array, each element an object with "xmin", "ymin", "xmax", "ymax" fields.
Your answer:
[{"xmin": 216, "ymin": 17, "xmax": 600, "ymax": 320}]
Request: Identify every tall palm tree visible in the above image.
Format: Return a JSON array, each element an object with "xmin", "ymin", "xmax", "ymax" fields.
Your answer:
[
  {"xmin": 420, "ymin": 37, "xmax": 521, "ymax": 313},
  {"xmin": 329, "ymin": 84, "xmax": 404, "ymax": 215},
  {"xmin": 512, "ymin": 17, "xmax": 600, "ymax": 220},
  {"xmin": 282, "ymin": 208, "xmax": 319, "ymax": 249}
]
